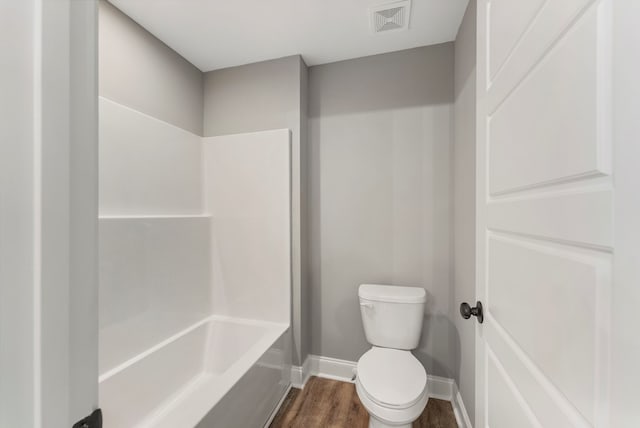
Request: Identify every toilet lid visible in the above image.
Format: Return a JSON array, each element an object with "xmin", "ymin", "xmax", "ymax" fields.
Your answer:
[{"xmin": 357, "ymin": 347, "xmax": 427, "ymax": 408}]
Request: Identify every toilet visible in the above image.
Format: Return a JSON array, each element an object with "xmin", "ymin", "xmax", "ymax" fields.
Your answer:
[{"xmin": 355, "ymin": 284, "xmax": 428, "ymax": 428}]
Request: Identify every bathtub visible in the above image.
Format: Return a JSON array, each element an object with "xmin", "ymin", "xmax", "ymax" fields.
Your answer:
[{"xmin": 99, "ymin": 316, "xmax": 290, "ymax": 428}]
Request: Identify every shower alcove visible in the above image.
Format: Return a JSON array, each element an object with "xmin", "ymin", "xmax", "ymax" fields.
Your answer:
[{"xmin": 98, "ymin": 97, "xmax": 293, "ymax": 427}]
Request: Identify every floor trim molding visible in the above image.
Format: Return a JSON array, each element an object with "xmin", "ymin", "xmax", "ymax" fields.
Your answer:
[
  {"xmin": 307, "ymin": 354, "xmax": 357, "ymax": 382},
  {"xmin": 452, "ymin": 387, "xmax": 473, "ymax": 428},
  {"xmin": 426, "ymin": 374, "xmax": 455, "ymax": 401},
  {"xmin": 290, "ymin": 355, "xmax": 312, "ymax": 388},
  {"xmin": 291, "ymin": 354, "xmax": 472, "ymax": 427},
  {"xmin": 291, "ymin": 354, "xmax": 356, "ymax": 387},
  {"xmin": 290, "ymin": 365, "xmax": 304, "ymax": 388}
]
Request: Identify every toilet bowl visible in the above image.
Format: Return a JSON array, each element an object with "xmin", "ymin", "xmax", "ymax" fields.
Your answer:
[
  {"xmin": 356, "ymin": 284, "xmax": 429, "ymax": 428},
  {"xmin": 356, "ymin": 347, "xmax": 428, "ymax": 428}
]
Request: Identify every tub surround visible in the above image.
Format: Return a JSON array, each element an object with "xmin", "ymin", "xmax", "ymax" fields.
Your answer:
[
  {"xmin": 98, "ymin": 97, "xmax": 203, "ymax": 216},
  {"xmin": 203, "ymin": 130, "xmax": 292, "ymax": 325},
  {"xmin": 98, "ymin": 92, "xmax": 293, "ymax": 426},
  {"xmin": 99, "ymin": 216, "xmax": 211, "ymax": 374},
  {"xmin": 203, "ymin": 57, "xmax": 310, "ymax": 367}
]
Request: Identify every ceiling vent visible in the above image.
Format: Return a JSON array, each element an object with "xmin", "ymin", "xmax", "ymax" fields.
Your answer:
[{"xmin": 370, "ymin": 0, "xmax": 411, "ymax": 34}]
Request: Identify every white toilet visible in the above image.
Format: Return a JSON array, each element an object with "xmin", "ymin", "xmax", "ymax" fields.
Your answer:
[{"xmin": 356, "ymin": 284, "xmax": 428, "ymax": 428}]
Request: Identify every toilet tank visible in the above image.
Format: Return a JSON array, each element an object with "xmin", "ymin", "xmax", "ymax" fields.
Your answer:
[{"xmin": 358, "ymin": 284, "xmax": 426, "ymax": 350}]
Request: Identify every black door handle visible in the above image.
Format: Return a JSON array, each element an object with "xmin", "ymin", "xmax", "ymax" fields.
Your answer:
[{"xmin": 460, "ymin": 301, "xmax": 483, "ymax": 324}]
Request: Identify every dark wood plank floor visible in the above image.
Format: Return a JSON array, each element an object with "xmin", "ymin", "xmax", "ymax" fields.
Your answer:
[{"xmin": 270, "ymin": 376, "xmax": 457, "ymax": 428}]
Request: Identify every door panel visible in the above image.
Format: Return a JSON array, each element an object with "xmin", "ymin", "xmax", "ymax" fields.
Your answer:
[
  {"xmin": 488, "ymin": 0, "xmax": 545, "ymax": 80},
  {"xmin": 0, "ymin": 0, "xmax": 99, "ymax": 425},
  {"xmin": 487, "ymin": 350, "xmax": 541, "ymax": 428},
  {"xmin": 487, "ymin": 188, "xmax": 613, "ymax": 248},
  {"xmin": 489, "ymin": 4, "xmax": 608, "ymax": 195},
  {"xmin": 488, "ymin": 234, "xmax": 610, "ymax": 423},
  {"xmin": 477, "ymin": 0, "xmax": 612, "ymax": 427},
  {"xmin": 485, "ymin": 318, "xmax": 589, "ymax": 427},
  {"xmin": 487, "ymin": 0, "xmax": 595, "ymax": 111}
]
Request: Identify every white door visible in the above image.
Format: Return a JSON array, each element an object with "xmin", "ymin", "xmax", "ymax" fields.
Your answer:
[
  {"xmin": 475, "ymin": 0, "xmax": 640, "ymax": 426},
  {"xmin": 0, "ymin": 1, "xmax": 99, "ymax": 427}
]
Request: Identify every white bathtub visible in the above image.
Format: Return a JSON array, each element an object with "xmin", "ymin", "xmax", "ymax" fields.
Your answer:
[{"xmin": 99, "ymin": 316, "xmax": 290, "ymax": 428}]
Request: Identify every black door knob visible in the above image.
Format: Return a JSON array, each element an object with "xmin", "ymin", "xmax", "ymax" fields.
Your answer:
[{"xmin": 460, "ymin": 301, "xmax": 483, "ymax": 324}]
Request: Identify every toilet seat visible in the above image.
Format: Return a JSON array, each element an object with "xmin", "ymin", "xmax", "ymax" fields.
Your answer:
[{"xmin": 356, "ymin": 347, "xmax": 427, "ymax": 410}]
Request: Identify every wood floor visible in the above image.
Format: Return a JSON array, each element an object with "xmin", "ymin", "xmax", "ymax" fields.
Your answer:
[{"xmin": 270, "ymin": 377, "xmax": 457, "ymax": 428}]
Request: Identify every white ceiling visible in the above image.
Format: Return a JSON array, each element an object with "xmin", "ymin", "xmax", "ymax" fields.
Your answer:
[{"xmin": 109, "ymin": 0, "xmax": 469, "ymax": 72}]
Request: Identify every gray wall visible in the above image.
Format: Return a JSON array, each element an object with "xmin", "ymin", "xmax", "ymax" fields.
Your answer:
[
  {"xmin": 453, "ymin": 0, "xmax": 476, "ymax": 419},
  {"xmin": 99, "ymin": 1, "xmax": 204, "ymax": 135},
  {"xmin": 203, "ymin": 56, "xmax": 302, "ymax": 136},
  {"xmin": 203, "ymin": 57, "xmax": 310, "ymax": 366},
  {"xmin": 300, "ymin": 60, "xmax": 311, "ymax": 363},
  {"xmin": 308, "ymin": 45, "xmax": 457, "ymax": 379}
]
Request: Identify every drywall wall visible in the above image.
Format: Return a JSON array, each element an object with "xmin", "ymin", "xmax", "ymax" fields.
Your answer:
[
  {"xmin": 203, "ymin": 56, "xmax": 301, "ymax": 136},
  {"xmin": 300, "ymin": 61, "xmax": 311, "ymax": 363},
  {"xmin": 308, "ymin": 45, "xmax": 457, "ymax": 379},
  {"xmin": 99, "ymin": 0, "xmax": 203, "ymax": 135},
  {"xmin": 453, "ymin": 0, "xmax": 476, "ymax": 421},
  {"xmin": 203, "ymin": 57, "xmax": 309, "ymax": 366}
]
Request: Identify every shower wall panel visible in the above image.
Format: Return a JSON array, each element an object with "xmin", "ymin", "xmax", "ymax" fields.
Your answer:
[
  {"xmin": 99, "ymin": 216, "xmax": 211, "ymax": 374},
  {"xmin": 202, "ymin": 129, "xmax": 291, "ymax": 325},
  {"xmin": 99, "ymin": 97, "xmax": 202, "ymax": 216},
  {"xmin": 98, "ymin": 96, "xmax": 211, "ymax": 376}
]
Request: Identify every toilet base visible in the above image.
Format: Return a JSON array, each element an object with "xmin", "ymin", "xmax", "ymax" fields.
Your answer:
[
  {"xmin": 356, "ymin": 374, "xmax": 428, "ymax": 428},
  {"xmin": 368, "ymin": 415, "xmax": 411, "ymax": 428}
]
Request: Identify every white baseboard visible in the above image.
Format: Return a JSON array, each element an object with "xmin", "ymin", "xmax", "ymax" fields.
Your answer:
[
  {"xmin": 290, "ymin": 365, "xmax": 304, "ymax": 388},
  {"xmin": 290, "ymin": 353, "xmax": 472, "ymax": 428},
  {"xmin": 426, "ymin": 374, "xmax": 455, "ymax": 401},
  {"xmin": 291, "ymin": 354, "xmax": 354, "ymax": 387},
  {"xmin": 290, "ymin": 355, "xmax": 312, "ymax": 388},
  {"xmin": 452, "ymin": 387, "xmax": 473, "ymax": 428},
  {"xmin": 307, "ymin": 354, "xmax": 357, "ymax": 382}
]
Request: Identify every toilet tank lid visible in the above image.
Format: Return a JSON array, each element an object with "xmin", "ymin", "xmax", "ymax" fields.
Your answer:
[{"xmin": 359, "ymin": 284, "xmax": 426, "ymax": 303}]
